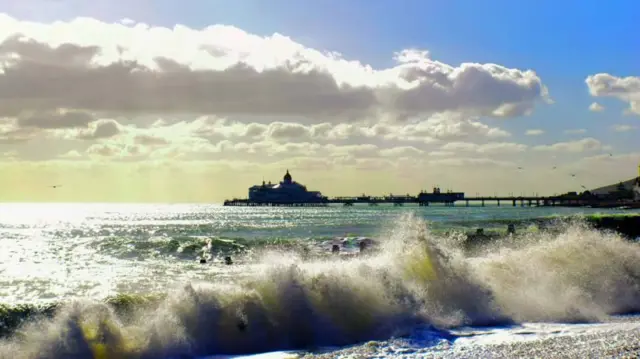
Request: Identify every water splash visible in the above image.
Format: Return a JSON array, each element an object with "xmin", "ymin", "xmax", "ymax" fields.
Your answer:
[{"xmin": 1, "ymin": 213, "xmax": 640, "ymax": 358}]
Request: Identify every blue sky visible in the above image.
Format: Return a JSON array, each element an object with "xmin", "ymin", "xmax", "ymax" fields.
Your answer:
[{"xmin": 5, "ymin": 0, "xmax": 638, "ymax": 150}]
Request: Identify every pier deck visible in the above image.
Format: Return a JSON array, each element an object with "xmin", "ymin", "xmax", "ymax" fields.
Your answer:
[{"xmin": 222, "ymin": 195, "xmax": 630, "ymax": 207}]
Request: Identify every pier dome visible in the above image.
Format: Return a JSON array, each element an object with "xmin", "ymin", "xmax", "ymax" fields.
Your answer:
[{"xmin": 248, "ymin": 170, "xmax": 326, "ymax": 204}]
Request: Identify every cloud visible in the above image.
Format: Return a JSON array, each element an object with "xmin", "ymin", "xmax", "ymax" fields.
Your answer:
[
  {"xmin": 564, "ymin": 129, "xmax": 587, "ymax": 135},
  {"xmin": 379, "ymin": 146, "xmax": 424, "ymax": 157},
  {"xmin": 427, "ymin": 157, "xmax": 515, "ymax": 167},
  {"xmin": 581, "ymin": 151, "xmax": 640, "ymax": 164},
  {"xmin": 17, "ymin": 110, "xmax": 94, "ymax": 129},
  {"xmin": 440, "ymin": 141, "xmax": 527, "ymax": 154},
  {"xmin": 611, "ymin": 124, "xmax": 636, "ymax": 132},
  {"xmin": 525, "ymin": 129, "xmax": 544, "ymax": 136},
  {"xmin": 76, "ymin": 119, "xmax": 122, "ymax": 140},
  {"xmin": 588, "ymin": 102, "xmax": 604, "ymax": 112},
  {"xmin": 586, "ymin": 74, "xmax": 640, "ymax": 115},
  {"xmin": 532, "ymin": 137, "xmax": 604, "ymax": 153},
  {"xmin": 0, "ymin": 14, "xmax": 549, "ymax": 122},
  {"xmin": 59, "ymin": 149, "xmax": 83, "ymax": 158},
  {"xmin": 428, "ymin": 150, "xmax": 455, "ymax": 157},
  {"xmin": 96, "ymin": 112, "xmax": 510, "ymax": 148}
]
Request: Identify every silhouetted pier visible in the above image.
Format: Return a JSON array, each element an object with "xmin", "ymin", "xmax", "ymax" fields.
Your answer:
[
  {"xmin": 222, "ymin": 194, "xmax": 613, "ymax": 207},
  {"xmin": 225, "ymin": 171, "xmax": 640, "ymax": 209}
]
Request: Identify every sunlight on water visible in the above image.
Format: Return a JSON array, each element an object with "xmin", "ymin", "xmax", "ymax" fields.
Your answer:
[{"xmin": 0, "ymin": 204, "xmax": 639, "ymax": 358}]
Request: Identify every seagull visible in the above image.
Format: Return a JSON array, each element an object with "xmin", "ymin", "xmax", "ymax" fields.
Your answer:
[
  {"xmin": 50, "ymin": 185, "xmax": 62, "ymax": 189},
  {"xmin": 570, "ymin": 174, "xmax": 576, "ymax": 177},
  {"xmin": 517, "ymin": 167, "xmax": 524, "ymax": 170},
  {"xmin": 552, "ymin": 166, "xmax": 557, "ymax": 170}
]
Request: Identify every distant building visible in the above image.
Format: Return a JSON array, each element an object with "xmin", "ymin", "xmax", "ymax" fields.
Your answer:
[
  {"xmin": 248, "ymin": 170, "xmax": 327, "ymax": 204},
  {"xmin": 417, "ymin": 187, "xmax": 464, "ymax": 203}
]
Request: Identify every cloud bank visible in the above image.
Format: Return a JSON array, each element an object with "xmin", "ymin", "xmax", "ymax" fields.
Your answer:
[
  {"xmin": 0, "ymin": 13, "xmax": 632, "ymax": 201},
  {"xmin": 0, "ymin": 15, "xmax": 550, "ymax": 121}
]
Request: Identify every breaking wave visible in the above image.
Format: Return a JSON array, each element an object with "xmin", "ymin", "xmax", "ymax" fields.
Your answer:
[{"xmin": 1, "ymin": 213, "xmax": 640, "ymax": 358}]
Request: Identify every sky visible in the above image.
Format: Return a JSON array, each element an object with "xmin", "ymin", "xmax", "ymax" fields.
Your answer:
[{"xmin": 0, "ymin": 0, "xmax": 638, "ymax": 202}]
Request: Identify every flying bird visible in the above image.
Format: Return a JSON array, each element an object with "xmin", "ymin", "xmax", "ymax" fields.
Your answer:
[
  {"xmin": 50, "ymin": 185, "xmax": 62, "ymax": 189},
  {"xmin": 570, "ymin": 174, "xmax": 576, "ymax": 177}
]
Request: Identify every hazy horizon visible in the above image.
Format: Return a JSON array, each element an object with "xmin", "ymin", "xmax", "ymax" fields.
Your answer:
[{"xmin": 0, "ymin": 0, "xmax": 638, "ymax": 203}]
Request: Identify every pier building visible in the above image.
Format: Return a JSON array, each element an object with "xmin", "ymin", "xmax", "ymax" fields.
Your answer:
[
  {"xmin": 247, "ymin": 170, "xmax": 327, "ymax": 205},
  {"xmin": 417, "ymin": 187, "xmax": 465, "ymax": 205}
]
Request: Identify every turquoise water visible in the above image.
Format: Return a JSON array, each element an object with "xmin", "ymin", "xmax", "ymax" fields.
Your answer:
[
  {"xmin": 0, "ymin": 203, "xmax": 639, "ymax": 358},
  {"xmin": 2, "ymin": 202, "xmax": 630, "ymax": 239}
]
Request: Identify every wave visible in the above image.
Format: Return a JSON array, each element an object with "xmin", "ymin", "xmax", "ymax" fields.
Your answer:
[{"xmin": 1, "ymin": 214, "xmax": 640, "ymax": 358}]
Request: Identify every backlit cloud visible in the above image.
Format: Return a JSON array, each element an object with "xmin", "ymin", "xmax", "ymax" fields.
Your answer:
[{"xmin": 0, "ymin": 14, "xmax": 549, "ymax": 122}]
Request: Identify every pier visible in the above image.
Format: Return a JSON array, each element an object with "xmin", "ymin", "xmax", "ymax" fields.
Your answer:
[
  {"xmin": 222, "ymin": 194, "xmax": 627, "ymax": 207},
  {"xmin": 224, "ymin": 170, "xmax": 640, "ymax": 208}
]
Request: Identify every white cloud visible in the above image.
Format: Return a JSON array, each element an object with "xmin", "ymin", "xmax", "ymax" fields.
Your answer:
[
  {"xmin": 533, "ymin": 138, "xmax": 604, "ymax": 153},
  {"xmin": 440, "ymin": 141, "xmax": 527, "ymax": 154},
  {"xmin": 564, "ymin": 129, "xmax": 587, "ymax": 135},
  {"xmin": 611, "ymin": 124, "xmax": 636, "ymax": 132},
  {"xmin": 59, "ymin": 149, "xmax": 83, "ymax": 158},
  {"xmin": 427, "ymin": 157, "xmax": 515, "ymax": 167},
  {"xmin": 98, "ymin": 113, "xmax": 510, "ymax": 146},
  {"xmin": 428, "ymin": 150, "xmax": 455, "ymax": 157},
  {"xmin": 379, "ymin": 146, "xmax": 424, "ymax": 157},
  {"xmin": 0, "ymin": 14, "xmax": 549, "ymax": 122},
  {"xmin": 586, "ymin": 74, "xmax": 640, "ymax": 115},
  {"xmin": 525, "ymin": 129, "xmax": 544, "ymax": 136},
  {"xmin": 588, "ymin": 102, "xmax": 604, "ymax": 112}
]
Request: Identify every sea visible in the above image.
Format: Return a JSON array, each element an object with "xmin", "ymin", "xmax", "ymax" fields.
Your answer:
[{"xmin": 0, "ymin": 203, "xmax": 640, "ymax": 358}]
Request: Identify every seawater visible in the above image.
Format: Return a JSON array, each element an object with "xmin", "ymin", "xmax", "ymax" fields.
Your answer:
[{"xmin": 0, "ymin": 203, "xmax": 639, "ymax": 358}]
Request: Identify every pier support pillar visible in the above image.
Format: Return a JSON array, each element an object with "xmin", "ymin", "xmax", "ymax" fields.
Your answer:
[
  {"xmin": 466, "ymin": 200, "xmax": 469, "ymax": 207},
  {"xmin": 497, "ymin": 200, "xmax": 501, "ymax": 206},
  {"xmin": 481, "ymin": 200, "xmax": 485, "ymax": 207},
  {"xmin": 512, "ymin": 200, "xmax": 516, "ymax": 207}
]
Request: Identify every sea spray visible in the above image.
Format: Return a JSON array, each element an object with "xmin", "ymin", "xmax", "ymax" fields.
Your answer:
[
  {"xmin": 469, "ymin": 222, "xmax": 640, "ymax": 322},
  {"xmin": 1, "ymin": 213, "xmax": 640, "ymax": 358}
]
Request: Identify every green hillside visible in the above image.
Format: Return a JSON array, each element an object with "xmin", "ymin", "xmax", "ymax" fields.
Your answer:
[{"xmin": 589, "ymin": 177, "xmax": 639, "ymax": 195}]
